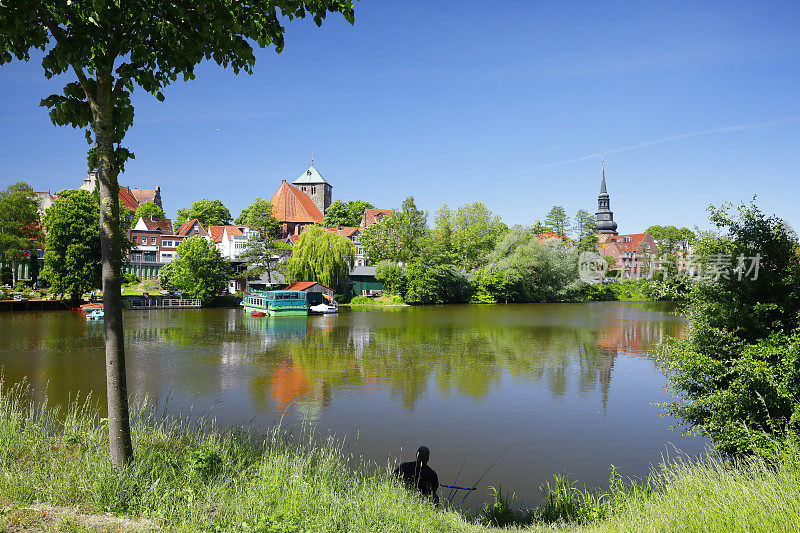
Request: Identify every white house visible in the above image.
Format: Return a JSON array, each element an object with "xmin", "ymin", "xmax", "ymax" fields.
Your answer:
[{"xmin": 208, "ymin": 225, "xmax": 258, "ymax": 261}]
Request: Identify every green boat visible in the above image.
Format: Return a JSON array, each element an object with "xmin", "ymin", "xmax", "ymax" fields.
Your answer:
[{"xmin": 242, "ymin": 290, "xmax": 308, "ymax": 317}]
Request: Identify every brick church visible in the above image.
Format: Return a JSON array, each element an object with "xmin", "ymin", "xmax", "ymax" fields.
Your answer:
[{"xmin": 268, "ymin": 165, "xmax": 332, "ymax": 238}]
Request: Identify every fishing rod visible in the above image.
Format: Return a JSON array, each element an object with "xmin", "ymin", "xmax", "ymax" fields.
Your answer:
[
  {"xmin": 445, "ymin": 459, "xmax": 466, "ymax": 504},
  {"xmin": 454, "ymin": 447, "xmax": 508, "ymax": 510},
  {"xmin": 441, "ymin": 485, "xmax": 476, "ymax": 491}
]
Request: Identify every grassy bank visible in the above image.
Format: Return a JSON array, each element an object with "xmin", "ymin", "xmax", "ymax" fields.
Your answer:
[
  {"xmin": 2, "ymin": 381, "xmax": 800, "ymax": 532},
  {"xmin": 346, "ymin": 294, "xmax": 407, "ymax": 306}
]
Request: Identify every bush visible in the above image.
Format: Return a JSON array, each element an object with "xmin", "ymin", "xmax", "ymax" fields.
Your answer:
[
  {"xmin": 123, "ymin": 272, "xmax": 141, "ymax": 286},
  {"xmin": 662, "ymin": 201, "xmax": 800, "ymax": 455},
  {"xmin": 374, "ymin": 260, "xmax": 406, "ymax": 295},
  {"xmin": 404, "ymin": 262, "xmax": 471, "ymax": 305},
  {"xmin": 470, "ymin": 268, "xmax": 511, "ymax": 303}
]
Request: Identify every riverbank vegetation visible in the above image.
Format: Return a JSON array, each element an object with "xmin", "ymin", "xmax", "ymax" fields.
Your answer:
[{"xmin": 3, "ymin": 381, "xmax": 800, "ymax": 533}]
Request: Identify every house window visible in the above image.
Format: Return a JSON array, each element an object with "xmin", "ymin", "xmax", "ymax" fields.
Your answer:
[
  {"xmin": 141, "ymin": 237, "xmax": 146, "ymax": 245},
  {"xmin": 151, "ymin": 237, "xmax": 157, "ymax": 245},
  {"xmin": 311, "ymin": 186, "xmax": 316, "ymax": 194},
  {"xmin": 194, "ymin": 226, "xmax": 199, "ymax": 233}
]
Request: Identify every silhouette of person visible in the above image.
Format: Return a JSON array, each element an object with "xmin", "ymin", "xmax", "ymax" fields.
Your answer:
[{"xmin": 393, "ymin": 445, "xmax": 439, "ymax": 505}]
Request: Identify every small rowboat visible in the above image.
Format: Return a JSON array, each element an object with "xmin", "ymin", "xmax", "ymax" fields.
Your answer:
[
  {"xmin": 79, "ymin": 302, "xmax": 103, "ymax": 313},
  {"xmin": 250, "ymin": 310, "xmax": 266, "ymax": 317}
]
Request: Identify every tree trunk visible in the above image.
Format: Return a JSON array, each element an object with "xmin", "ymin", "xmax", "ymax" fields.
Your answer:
[
  {"xmin": 94, "ymin": 80, "xmax": 134, "ymax": 468},
  {"xmin": 11, "ymin": 259, "xmax": 17, "ymax": 287}
]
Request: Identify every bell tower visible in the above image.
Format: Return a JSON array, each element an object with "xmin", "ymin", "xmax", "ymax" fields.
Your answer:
[{"xmin": 595, "ymin": 161, "xmax": 618, "ymax": 235}]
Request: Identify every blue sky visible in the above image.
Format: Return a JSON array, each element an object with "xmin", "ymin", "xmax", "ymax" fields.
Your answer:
[{"xmin": 2, "ymin": 0, "xmax": 799, "ymax": 233}]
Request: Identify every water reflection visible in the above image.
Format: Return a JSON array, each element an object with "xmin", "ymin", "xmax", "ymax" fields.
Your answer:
[{"xmin": 0, "ymin": 302, "xmax": 699, "ymax": 509}]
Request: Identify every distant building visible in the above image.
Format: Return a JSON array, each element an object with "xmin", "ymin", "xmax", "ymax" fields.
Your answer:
[
  {"xmin": 129, "ymin": 217, "xmax": 185, "ymax": 263},
  {"xmin": 269, "ymin": 180, "xmax": 324, "ymax": 238},
  {"xmin": 208, "ymin": 225, "xmax": 258, "ymax": 261},
  {"xmin": 33, "ymin": 191, "xmax": 57, "ymax": 215},
  {"xmin": 599, "ymin": 232, "xmax": 659, "ymax": 279},
  {"xmin": 595, "ymin": 163, "xmax": 618, "ymax": 236},
  {"xmin": 360, "ymin": 208, "xmax": 394, "ymax": 228},
  {"xmin": 292, "ymin": 165, "xmax": 332, "ymax": 215},
  {"xmin": 175, "ymin": 218, "xmax": 209, "ymax": 238},
  {"xmin": 326, "ymin": 226, "xmax": 367, "ymax": 266}
]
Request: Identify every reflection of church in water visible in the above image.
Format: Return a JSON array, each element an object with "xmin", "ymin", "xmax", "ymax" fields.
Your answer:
[{"xmin": 592, "ymin": 313, "xmax": 682, "ymax": 410}]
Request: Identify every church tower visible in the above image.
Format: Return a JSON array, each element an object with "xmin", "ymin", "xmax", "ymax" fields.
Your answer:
[
  {"xmin": 595, "ymin": 162, "xmax": 618, "ymax": 235},
  {"xmin": 292, "ymin": 164, "xmax": 332, "ymax": 215}
]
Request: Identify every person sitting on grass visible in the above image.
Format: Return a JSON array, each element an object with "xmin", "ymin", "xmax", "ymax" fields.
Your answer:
[{"xmin": 393, "ymin": 445, "xmax": 439, "ymax": 505}]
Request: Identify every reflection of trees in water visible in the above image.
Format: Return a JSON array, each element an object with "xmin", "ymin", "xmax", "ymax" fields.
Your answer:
[{"xmin": 262, "ymin": 308, "xmax": 686, "ymax": 413}]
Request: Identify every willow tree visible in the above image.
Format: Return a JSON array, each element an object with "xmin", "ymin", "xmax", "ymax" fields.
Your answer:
[
  {"xmin": 0, "ymin": 0, "xmax": 354, "ymax": 468},
  {"xmin": 285, "ymin": 226, "xmax": 354, "ymax": 293}
]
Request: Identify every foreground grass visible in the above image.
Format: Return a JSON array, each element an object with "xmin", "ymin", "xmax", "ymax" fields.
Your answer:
[
  {"xmin": 0, "ymin": 381, "xmax": 488, "ymax": 533},
  {"xmin": 3, "ymin": 380, "xmax": 800, "ymax": 532}
]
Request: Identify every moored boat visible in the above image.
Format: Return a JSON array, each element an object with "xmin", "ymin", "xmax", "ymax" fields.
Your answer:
[
  {"xmin": 242, "ymin": 290, "xmax": 308, "ymax": 317},
  {"xmin": 86, "ymin": 309, "xmax": 104, "ymax": 321}
]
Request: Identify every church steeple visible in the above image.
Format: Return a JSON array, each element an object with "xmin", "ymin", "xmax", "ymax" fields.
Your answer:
[{"xmin": 595, "ymin": 160, "xmax": 618, "ymax": 235}]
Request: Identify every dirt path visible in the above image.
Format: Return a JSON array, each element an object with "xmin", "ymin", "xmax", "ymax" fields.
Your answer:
[{"xmin": 0, "ymin": 503, "xmax": 156, "ymax": 532}]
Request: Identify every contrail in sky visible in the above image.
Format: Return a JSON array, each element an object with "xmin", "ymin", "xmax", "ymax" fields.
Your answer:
[{"xmin": 528, "ymin": 120, "xmax": 788, "ymax": 171}]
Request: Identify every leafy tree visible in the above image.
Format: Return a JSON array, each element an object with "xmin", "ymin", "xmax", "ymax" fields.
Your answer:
[
  {"xmin": 284, "ymin": 226, "xmax": 354, "ymax": 294},
  {"xmin": 470, "ymin": 268, "xmax": 511, "ymax": 304},
  {"xmin": 235, "ymin": 198, "xmax": 279, "ymax": 238},
  {"xmin": 434, "ymin": 202, "xmax": 507, "ymax": 270},
  {"xmin": 544, "ymin": 206, "xmax": 571, "ymax": 237},
  {"xmin": 132, "ymin": 201, "xmax": 165, "ymax": 228},
  {"xmin": 487, "ymin": 225, "xmax": 583, "ymax": 302},
  {"xmin": 662, "ymin": 201, "xmax": 800, "ymax": 455},
  {"xmin": 175, "ymin": 200, "xmax": 233, "ymax": 231},
  {"xmin": 403, "ymin": 260, "xmax": 471, "ymax": 305},
  {"xmin": 374, "ymin": 260, "xmax": 406, "ymax": 295},
  {"xmin": 323, "ymin": 199, "xmax": 375, "ymax": 228},
  {"xmin": 397, "ymin": 196, "xmax": 428, "ymax": 261},
  {"xmin": 40, "ymin": 189, "xmax": 101, "ymax": 305},
  {"xmin": 647, "ymin": 225, "xmax": 696, "ymax": 255},
  {"xmin": 1, "ymin": 0, "xmax": 354, "ymax": 468},
  {"xmin": 530, "ymin": 220, "xmax": 549, "ymax": 234},
  {"xmin": 163, "ymin": 237, "xmax": 232, "ymax": 302},
  {"xmin": 0, "ymin": 181, "xmax": 42, "ymax": 286},
  {"xmin": 361, "ymin": 214, "xmax": 401, "ymax": 263},
  {"xmin": 574, "ymin": 209, "xmax": 598, "ymax": 252}
]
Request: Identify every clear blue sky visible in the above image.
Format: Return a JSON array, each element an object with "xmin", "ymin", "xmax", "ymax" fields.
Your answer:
[{"xmin": 2, "ymin": 0, "xmax": 799, "ymax": 233}]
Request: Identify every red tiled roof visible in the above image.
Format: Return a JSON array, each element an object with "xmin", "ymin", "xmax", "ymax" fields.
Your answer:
[
  {"xmin": 175, "ymin": 218, "xmax": 208, "ymax": 236},
  {"xmin": 603, "ymin": 233, "xmax": 649, "ymax": 252},
  {"xmin": 286, "ymin": 281, "xmax": 332, "ymax": 292},
  {"xmin": 287, "ymin": 234, "xmax": 301, "ymax": 244},
  {"xmin": 139, "ymin": 217, "xmax": 173, "ymax": 233},
  {"xmin": 326, "ymin": 226, "xmax": 360, "ymax": 237},
  {"xmin": 269, "ymin": 181, "xmax": 324, "ymax": 224},
  {"xmin": 538, "ymin": 232, "xmax": 574, "ymax": 243},
  {"xmin": 208, "ymin": 226, "xmax": 225, "ymax": 243},
  {"xmin": 361, "ymin": 208, "xmax": 394, "ymax": 227},
  {"xmin": 129, "ymin": 188, "xmax": 159, "ymax": 205},
  {"xmin": 118, "ymin": 186, "xmax": 139, "ymax": 211},
  {"xmin": 208, "ymin": 225, "xmax": 244, "ymax": 243}
]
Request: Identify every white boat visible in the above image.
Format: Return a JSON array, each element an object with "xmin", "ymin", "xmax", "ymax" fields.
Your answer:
[
  {"xmin": 309, "ymin": 302, "xmax": 338, "ymax": 314},
  {"xmin": 86, "ymin": 309, "xmax": 104, "ymax": 321}
]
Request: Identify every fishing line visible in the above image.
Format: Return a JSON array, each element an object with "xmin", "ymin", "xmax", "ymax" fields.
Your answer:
[{"xmin": 454, "ymin": 447, "xmax": 508, "ymax": 510}]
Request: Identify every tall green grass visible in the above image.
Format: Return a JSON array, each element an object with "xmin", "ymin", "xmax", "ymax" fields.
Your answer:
[
  {"xmin": 0, "ymin": 380, "xmax": 485, "ymax": 532},
  {"xmin": 2, "ymin": 378, "xmax": 800, "ymax": 532}
]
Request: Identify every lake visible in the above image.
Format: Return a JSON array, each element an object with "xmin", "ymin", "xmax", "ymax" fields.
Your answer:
[{"xmin": 0, "ymin": 302, "xmax": 707, "ymax": 509}]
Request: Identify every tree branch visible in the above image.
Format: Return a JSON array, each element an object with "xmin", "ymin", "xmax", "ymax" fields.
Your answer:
[{"xmin": 41, "ymin": 16, "xmax": 97, "ymax": 109}]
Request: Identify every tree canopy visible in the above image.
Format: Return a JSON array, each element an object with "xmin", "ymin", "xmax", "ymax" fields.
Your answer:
[
  {"xmin": 646, "ymin": 225, "xmax": 696, "ymax": 255},
  {"xmin": 1, "ymin": 0, "xmax": 355, "ymax": 467},
  {"xmin": 662, "ymin": 202, "xmax": 800, "ymax": 455},
  {"xmin": 0, "ymin": 181, "xmax": 42, "ymax": 285},
  {"xmin": 175, "ymin": 199, "xmax": 233, "ymax": 231},
  {"xmin": 544, "ymin": 206, "xmax": 571, "ymax": 237},
  {"xmin": 433, "ymin": 201, "xmax": 507, "ymax": 270},
  {"xmin": 235, "ymin": 198, "xmax": 279, "ymax": 240},
  {"xmin": 323, "ymin": 199, "xmax": 375, "ymax": 228},
  {"xmin": 284, "ymin": 226, "xmax": 354, "ymax": 294},
  {"xmin": 160, "ymin": 237, "xmax": 232, "ymax": 302},
  {"xmin": 132, "ymin": 201, "xmax": 165, "ymax": 228},
  {"xmin": 40, "ymin": 189, "xmax": 101, "ymax": 303}
]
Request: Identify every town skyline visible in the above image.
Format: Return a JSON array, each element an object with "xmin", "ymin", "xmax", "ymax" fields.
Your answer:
[{"xmin": 2, "ymin": 1, "xmax": 799, "ymax": 232}]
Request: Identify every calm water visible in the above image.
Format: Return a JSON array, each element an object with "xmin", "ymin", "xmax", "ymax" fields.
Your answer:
[{"xmin": 0, "ymin": 302, "xmax": 706, "ymax": 508}]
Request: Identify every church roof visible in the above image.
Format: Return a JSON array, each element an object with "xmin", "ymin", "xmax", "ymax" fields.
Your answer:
[
  {"xmin": 130, "ymin": 188, "xmax": 160, "ymax": 206},
  {"xmin": 269, "ymin": 181, "xmax": 324, "ymax": 224},
  {"xmin": 118, "ymin": 186, "xmax": 139, "ymax": 211},
  {"xmin": 292, "ymin": 165, "xmax": 329, "ymax": 185}
]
